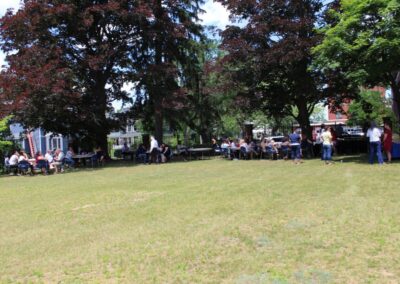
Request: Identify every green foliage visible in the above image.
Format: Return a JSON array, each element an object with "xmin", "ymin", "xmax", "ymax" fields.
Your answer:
[
  {"xmin": 347, "ymin": 90, "xmax": 394, "ymax": 127},
  {"xmin": 310, "ymin": 104, "xmax": 327, "ymax": 123},
  {"xmin": 0, "ymin": 116, "xmax": 13, "ymax": 153},
  {"xmin": 219, "ymin": 114, "xmax": 241, "ymax": 138},
  {"xmin": 313, "ymin": 0, "xmax": 400, "ymax": 120}
]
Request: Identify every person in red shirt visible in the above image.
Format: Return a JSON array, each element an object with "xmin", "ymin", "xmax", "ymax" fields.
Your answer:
[{"xmin": 383, "ymin": 122, "xmax": 393, "ymax": 163}]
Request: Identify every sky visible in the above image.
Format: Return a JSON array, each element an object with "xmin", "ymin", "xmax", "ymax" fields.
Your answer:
[{"xmin": 0, "ymin": 0, "xmax": 230, "ymax": 68}]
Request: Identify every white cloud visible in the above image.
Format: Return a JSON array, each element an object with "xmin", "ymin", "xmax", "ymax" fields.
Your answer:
[
  {"xmin": 0, "ymin": 0, "xmax": 21, "ymax": 68},
  {"xmin": 0, "ymin": 0, "xmax": 21, "ymax": 15},
  {"xmin": 200, "ymin": 0, "xmax": 231, "ymax": 29}
]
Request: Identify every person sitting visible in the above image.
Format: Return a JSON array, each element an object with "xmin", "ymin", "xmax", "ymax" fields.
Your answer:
[
  {"xmin": 229, "ymin": 139, "xmax": 239, "ymax": 159},
  {"xmin": 220, "ymin": 139, "xmax": 230, "ymax": 158},
  {"xmin": 160, "ymin": 143, "xmax": 171, "ymax": 163},
  {"xmin": 4, "ymin": 154, "xmax": 10, "ymax": 174},
  {"xmin": 35, "ymin": 151, "xmax": 49, "ymax": 174},
  {"xmin": 260, "ymin": 138, "xmax": 270, "ymax": 159},
  {"xmin": 44, "ymin": 150, "xmax": 55, "ymax": 172},
  {"xmin": 136, "ymin": 144, "xmax": 148, "ymax": 164},
  {"xmin": 65, "ymin": 147, "xmax": 75, "ymax": 168},
  {"xmin": 121, "ymin": 143, "xmax": 129, "ymax": 153},
  {"xmin": 51, "ymin": 149, "xmax": 65, "ymax": 173},
  {"xmin": 94, "ymin": 146, "xmax": 105, "ymax": 166},
  {"xmin": 239, "ymin": 139, "xmax": 250, "ymax": 159},
  {"xmin": 280, "ymin": 137, "xmax": 290, "ymax": 160},
  {"xmin": 268, "ymin": 140, "xmax": 279, "ymax": 160},
  {"xmin": 248, "ymin": 140, "xmax": 259, "ymax": 159},
  {"xmin": 211, "ymin": 138, "xmax": 221, "ymax": 155},
  {"xmin": 8, "ymin": 150, "xmax": 19, "ymax": 175},
  {"xmin": 121, "ymin": 143, "xmax": 132, "ymax": 160},
  {"xmin": 18, "ymin": 150, "xmax": 34, "ymax": 175},
  {"xmin": 260, "ymin": 137, "xmax": 267, "ymax": 148}
]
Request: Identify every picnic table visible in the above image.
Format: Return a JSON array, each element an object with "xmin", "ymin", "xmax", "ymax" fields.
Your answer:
[
  {"xmin": 188, "ymin": 148, "xmax": 213, "ymax": 160},
  {"xmin": 122, "ymin": 150, "xmax": 135, "ymax": 161},
  {"xmin": 72, "ymin": 153, "xmax": 97, "ymax": 167}
]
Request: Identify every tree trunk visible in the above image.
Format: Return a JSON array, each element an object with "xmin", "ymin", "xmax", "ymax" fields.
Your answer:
[
  {"xmin": 152, "ymin": 0, "xmax": 164, "ymax": 144},
  {"xmin": 95, "ymin": 131, "xmax": 109, "ymax": 159},
  {"xmin": 200, "ymin": 130, "xmax": 210, "ymax": 145},
  {"xmin": 296, "ymin": 100, "xmax": 312, "ymax": 139},
  {"xmin": 390, "ymin": 73, "xmax": 400, "ymax": 125},
  {"xmin": 93, "ymin": 76, "xmax": 110, "ymax": 158},
  {"xmin": 154, "ymin": 96, "xmax": 163, "ymax": 144}
]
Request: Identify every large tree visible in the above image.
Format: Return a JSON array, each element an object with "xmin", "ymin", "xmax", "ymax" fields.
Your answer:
[
  {"xmin": 0, "ymin": 0, "xmax": 205, "ymax": 151},
  {"xmin": 132, "ymin": 0, "xmax": 205, "ymax": 143},
  {"xmin": 313, "ymin": 0, "xmax": 400, "ymax": 124},
  {"xmin": 0, "ymin": 0, "xmax": 149, "ymax": 154},
  {"xmin": 216, "ymin": 0, "xmax": 350, "ymax": 138}
]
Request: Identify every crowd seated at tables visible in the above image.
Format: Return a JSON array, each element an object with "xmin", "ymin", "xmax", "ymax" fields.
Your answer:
[
  {"xmin": 216, "ymin": 133, "xmax": 313, "ymax": 161},
  {"xmin": 3, "ymin": 146, "xmax": 106, "ymax": 176}
]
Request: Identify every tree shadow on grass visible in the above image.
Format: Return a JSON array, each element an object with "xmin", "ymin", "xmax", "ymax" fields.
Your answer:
[
  {"xmin": 333, "ymin": 154, "xmax": 399, "ymax": 165},
  {"xmin": 0, "ymin": 156, "xmax": 203, "ymax": 179}
]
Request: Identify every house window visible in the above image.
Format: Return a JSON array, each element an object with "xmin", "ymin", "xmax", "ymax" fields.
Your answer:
[
  {"xmin": 336, "ymin": 112, "xmax": 342, "ymax": 119},
  {"xmin": 50, "ymin": 136, "xmax": 62, "ymax": 150},
  {"xmin": 127, "ymin": 125, "xmax": 132, "ymax": 133}
]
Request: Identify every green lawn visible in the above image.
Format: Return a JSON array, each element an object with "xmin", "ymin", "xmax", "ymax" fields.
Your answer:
[{"xmin": 1, "ymin": 158, "xmax": 400, "ymax": 283}]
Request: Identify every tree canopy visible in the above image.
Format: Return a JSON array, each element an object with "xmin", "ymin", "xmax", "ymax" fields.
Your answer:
[
  {"xmin": 215, "ymin": 0, "xmax": 350, "ymax": 138},
  {"xmin": 0, "ymin": 0, "xmax": 205, "ymax": 151},
  {"xmin": 313, "ymin": 0, "xmax": 400, "ymax": 123},
  {"xmin": 347, "ymin": 89, "xmax": 394, "ymax": 129}
]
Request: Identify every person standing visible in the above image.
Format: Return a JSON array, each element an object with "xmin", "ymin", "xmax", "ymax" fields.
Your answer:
[
  {"xmin": 289, "ymin": 130, "xmax": 302, "ymax": 164},
  {"xmin": 366, "ymin": 122, "xmax": 383, "ymax": 165},
  {"xmin": 319, "ymin": 124, "xmax": 326, "ymax": 160},
  {"xmin": 383, "ymin": 121, "xmax": 393, "ymax": 163},
  {"xmin": 149, "ymin": 136, "xmax": 159, "ymax": 164},
  {"xmin": 321, "ymin": 126, "xmax": 333, "ymax": 165}
]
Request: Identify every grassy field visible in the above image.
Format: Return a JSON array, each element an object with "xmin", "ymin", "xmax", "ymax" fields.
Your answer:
[{"xmin": 1, "ymin": 157, "xmax": 400, "ymax": 283}]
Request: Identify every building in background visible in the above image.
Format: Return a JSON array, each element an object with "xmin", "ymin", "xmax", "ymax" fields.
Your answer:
[
  {"xmin": 9, "ymin": 124, "xmax": 69, "ymax": 156},
  {"xmin": 108, "ymin": 122, "xmax": 141, "ymax": 150}
]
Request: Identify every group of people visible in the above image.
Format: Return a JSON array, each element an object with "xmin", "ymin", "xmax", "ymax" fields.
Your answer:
[
  {"xmin": 131, "ymin": 136, "xmax": 171, "ymax": 164},
  {"xmin": 217, "ymin": 137, "xmax": 288, "ymax": 160},
  {"xmin": 366, "ymin": 121, "xmax": 393, "ymax": 165},
  {"xmin": 4, "ymin": 145, "xmax": 107, "ymax": 176},
  {"xmin": 213, "ymin": 120, "xmax": 394, "ymax": 165},
  {"xmin": 5, "ymin": 148, "xmax": 70, "ymax": 175}
]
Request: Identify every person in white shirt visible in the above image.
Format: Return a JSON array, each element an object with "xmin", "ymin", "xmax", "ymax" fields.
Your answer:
[
  {"xmin": 8, "ymin": 150, "xmax": 19, "ymax": 175},
  {"xmin": 45, "ymin": 150, "xmax": 54, "ymax": 164},
  {"xmin": 52, "ymin": 149, "xmax": 65, "ymax": 172},
  {"xmin": 366, "ymin": 121, "xmax": 383, "ymax": 164},
  {"xmin": 18, "ymin": 154, "xmax": 27, "ymax": 163},
  {"xmin": 149, "ymin": 136, "xmax": 159, "ymax": 164},
  {"xmin": 18, "ymin": 150, "xmax": 34, "ymax": 174}
]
